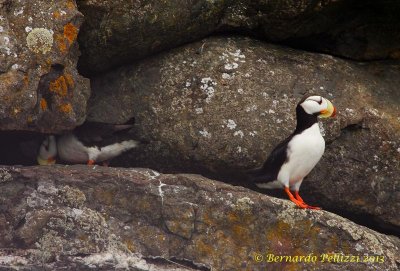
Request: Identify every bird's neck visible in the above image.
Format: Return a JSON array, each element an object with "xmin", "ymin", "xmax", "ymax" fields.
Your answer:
[{"xmin": 294, "ymin": 106, "xmax": 318, "ymax": 134}]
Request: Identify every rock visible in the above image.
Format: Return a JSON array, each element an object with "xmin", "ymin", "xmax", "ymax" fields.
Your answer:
[
  {"xmin": 0, "ymin": 165, "xmax": 399, "ymax": 270},
  {"xmin": 77, "ymin": 0, "xmax": 400, "ymax": 74},
  {"xmin": 76, "ymin": 0, "xmax": 229, "ymax": 74},
  {"xmin": 0, "ymin": 0, "xmax": 90, "ymax": 133},
  {"xmin": 224, "ymin": 0, "xmax": 400, "ymax": 61},
  {"xmin": 87, "ymin": 36, "xmax": 400, "ymax": 231}
]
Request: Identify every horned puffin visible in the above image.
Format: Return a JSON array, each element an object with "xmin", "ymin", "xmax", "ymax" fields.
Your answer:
[
  {"xmin": 249, "ymin": 95, "xmax": 336, "ymax": 209},
  {"xmin": 37, "ymin": 121, "xmax": 140, "ymax": 166}
]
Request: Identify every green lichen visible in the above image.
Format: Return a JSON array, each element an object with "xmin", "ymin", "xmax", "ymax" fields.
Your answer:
[
  {"xmin": 26, "ymin": 28, "xmax": 53, "ymax": 54},
  {"xmin": 59, "ymin": 185, "xmax": 86, "ymax": 208}
]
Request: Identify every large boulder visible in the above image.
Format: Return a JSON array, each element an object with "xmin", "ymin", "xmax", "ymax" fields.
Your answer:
[
  {"xmin": 0, "ymin": 165, "xmax": 399, "ymax": 270},
  {"xmin": 87, "ymin": 36, "xmax": 400, "ymax": 231},
  {"xmin": 0, "ymin": 0, "xmax": 90, "ymax": 133},
  {"xmin": 76, "ymin": 0, "xmax": 229, "ymax": 74},
  {"xmin": 224, "ymin": 0, "xmax": 400, "ymax": 61},
  {"xmin": 77, "ymin": 0, "xmax": 400, "ymax": 74}
]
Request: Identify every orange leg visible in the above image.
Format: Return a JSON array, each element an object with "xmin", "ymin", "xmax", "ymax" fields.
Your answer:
[
  {"xmin": 294, "ymin": 191, "xmax": 321, "ymax": 210},
  {"xmin": 284, "ymin": 187, "xmax": 308, "ymax": 208},
  {"xmin": 87, "ymin": 159, "xmax": 95, "ymax": 165}
]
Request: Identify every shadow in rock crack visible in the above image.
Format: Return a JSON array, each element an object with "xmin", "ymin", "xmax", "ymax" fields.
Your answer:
[{"xmin": 0, "ymin": 131, "xmax": 45, "ymax": 166}]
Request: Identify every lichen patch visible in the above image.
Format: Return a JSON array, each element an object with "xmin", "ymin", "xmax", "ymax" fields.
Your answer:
[{"xmin": 26, "ymin": 28, "xmax": 53, "ymax": 54}]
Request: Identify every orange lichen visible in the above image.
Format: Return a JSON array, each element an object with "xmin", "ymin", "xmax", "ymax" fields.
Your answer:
[
  {"xmin": 23, "ymin": 75, "xmax": 29, "ymax": 87},
  {"xmin": 40, "ymin": 98, "xmax": 48, "ymax": 110},
  {"xmin": 59, "ymin": 103, "xmax": 72, "ymax": 113},
  {"xmin": 64, "ymin": 23, "xmax": 78, "ymax": 44},
  {"xmin": 194, "ymin": 238, "xmax": 214, "ymax": 258},
  {"xmin": 55, "ymin": 34, "xmax": 67, "ymax": 53},
  {"xmin": 53, "ymin": 11, "xmax": 61, "ymax": 19},
  {"xmin": 124, "ymin": 239, "xmax": 136, "ymax": 252},
  {"xmin": 49, "ymin": 75, "xmax": 68, "ymax": 96},
  {"xmin": 66, "ymin": 0, "xmax": 75, "ymax": 10},
  {"xmin": 64, "ymin": 73, "xmax": 75, "ymax": 88}
]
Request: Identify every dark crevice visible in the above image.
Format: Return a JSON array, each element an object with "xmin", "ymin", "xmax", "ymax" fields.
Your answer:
[
  {"xmin": 325, "ymin": 206, "xmax": 400, "ymax": 238},
  {"xmin": 0, "ymin": 131, "xmax": 45, "ymax": 166}
]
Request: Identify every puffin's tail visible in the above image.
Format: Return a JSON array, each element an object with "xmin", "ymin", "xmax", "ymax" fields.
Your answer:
[
  {"xmin": 245, "ymin": 167, "xmax": 275, "ymax": 183},
  {"xmin": 100, "ymin": 140, "xmax": 140, "ymax": 158}
]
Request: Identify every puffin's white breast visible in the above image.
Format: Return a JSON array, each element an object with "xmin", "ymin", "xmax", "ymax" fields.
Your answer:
[{"xmin": 278, "ymin": 123, "xmax": 325, "ymax": 184}]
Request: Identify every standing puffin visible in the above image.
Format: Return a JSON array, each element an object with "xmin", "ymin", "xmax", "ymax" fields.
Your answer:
[
  {"xmin": 37, "ymin": 122, "xmax": 140, "ymax": 166},
  {"xmin": 249, "ymin": 95, "xmax": 336, "ymax": 209}
]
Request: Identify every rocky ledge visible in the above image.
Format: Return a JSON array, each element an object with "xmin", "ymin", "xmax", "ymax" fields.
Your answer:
[{"xmin": 0, "ymin": 165, "xmax": 399, "ymax": 270}]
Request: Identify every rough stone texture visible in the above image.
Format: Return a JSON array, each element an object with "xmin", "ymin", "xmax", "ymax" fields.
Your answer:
[
  {"xmin": 0, "ymin": 0, "xmax": 90, "ymax": 133},
  {"xmin": 224, "ymin": 0, "xmax": 400, "ymax": 61},
  {"xmin": 0, "ymin": 165, "xmax": 399, "ymax": 270},
  {"xmin": 77, "ymin": 0, "xmax": 400, "ymax": 74},
  {"xmin": 87, "ymin": 36, "xmax": 400, "ymax": 231},
  {"xmin": 76, "ymin": 0, "xmax": 229, "ymax": 75}
]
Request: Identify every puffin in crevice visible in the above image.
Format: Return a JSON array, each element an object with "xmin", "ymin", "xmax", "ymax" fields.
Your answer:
[
  {"xmin": 37, "ymin": 121, "xmax": 140, "ymax": 166},
  {"xmin": 249, "ymin": 95, "xmax": 336, "ymax": 209}
]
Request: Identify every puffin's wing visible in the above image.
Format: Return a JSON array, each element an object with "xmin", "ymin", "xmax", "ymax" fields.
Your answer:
[
  {"xmin": 74, "ymin": 121, "xmax": 134, "ymax": 147},
  {"xmin": 247, "ymin": 135, "xmax": 293, "ymax": 183}
]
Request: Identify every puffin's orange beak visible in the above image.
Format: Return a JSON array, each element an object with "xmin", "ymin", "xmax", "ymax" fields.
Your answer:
[
  {"xmin": 37, "ymin": 156, "xmax": 56, "ymax": 165},
  {"xmin": 319, "ymin": 99, "xmax": 336, "ymax": 118}
]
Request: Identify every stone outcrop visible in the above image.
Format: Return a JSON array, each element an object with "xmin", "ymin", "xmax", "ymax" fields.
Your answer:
[
  {"xmin": 76, "ymin": 0, "xmax": 229, "ymax": 74},
  {"xmin": 0, "ymin": 165, "xmax": 399, "ymax": 270},
  {"xmin": 77, "ymin": 0, "xmax": 400, "ymax": 74},
  {"xmin": 87, "ymin": 36, "xmax": 400, "ymax": 231},
  {"xmin": 0, "ymin": 0, "xmax": 90, "ymax": 133}
]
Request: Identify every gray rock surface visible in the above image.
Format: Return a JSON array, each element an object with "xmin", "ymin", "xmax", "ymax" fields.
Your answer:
[
  {"xmin": 0, "ymin": 165, "xmax": 399, "ymax": 270},
  {"xmin": 0, "ymin": 0, "xmax": 90, "ymax": 133},
  {"xmin": 77, "ymin": 0, "xmax": 229, "ymax": 74},
  {"xmin": 88, "ymin": 36, "xmax": 400, "ymax": 230},
  {"xmin": 77, "ymin": 0, "xmax": 400, "ymax": 74}
]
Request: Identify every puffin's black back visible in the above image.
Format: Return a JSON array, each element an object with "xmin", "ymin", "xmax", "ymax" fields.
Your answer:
[
  {"xmin": 74, "ymin": 121, "xmax": 135, "ymax": 148},
  {"xmin": 247, "ymin": 135, "xmax": 292, "ymax": 182}
]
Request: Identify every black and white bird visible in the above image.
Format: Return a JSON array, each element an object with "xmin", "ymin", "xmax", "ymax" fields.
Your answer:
[
  {"xmin": 37, "ymin": 121, "xmax": 140, "ymax": 166},
  {"xmin": 249, "ymin": 95, "xmax": 336, "ymax": 209}
]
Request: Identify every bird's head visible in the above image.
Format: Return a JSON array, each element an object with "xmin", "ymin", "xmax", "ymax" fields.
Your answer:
[
  {"xmin": 37, "ymin": 135, "xmax": 57, "ymax": 165},
  {"xmin": 299, "ymin": 95, "xmax": 336, "ymax": 118}
]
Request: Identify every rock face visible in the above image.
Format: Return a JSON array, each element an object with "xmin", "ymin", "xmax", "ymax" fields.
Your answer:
[
  {"xmin": 87, "ymin": 36, "xmax": 400, "ymax": 232},
  {"xmin": 77, "ymin": 0, "xmax": 400, "ymax": 74},
  {"xmin": 77, "ymin": 0, "xmax": 229, "ymax": 74},
  {"xmin": 0, "ymin": 0, "xmax": 90, "ymax": 133},
  {"xmin": 0, "ymin": 165, "xmax": 399, "ymax": 270}
]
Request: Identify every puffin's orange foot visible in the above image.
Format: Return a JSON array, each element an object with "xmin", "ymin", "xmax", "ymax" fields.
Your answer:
[
  {"xmin": 87, "ymin": 159, "xmax": 95, "ymax": 165},
  {"xmin": 284, "ymin": 187, "xmax": 308, "ymax": 208},
  {"xmin": 295, "ymin": 191, "xmax": 321, "ymax": 210}
]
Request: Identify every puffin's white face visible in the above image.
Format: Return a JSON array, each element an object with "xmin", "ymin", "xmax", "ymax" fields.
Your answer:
[
  {"xmin": 300, "ymin": 95, "xmax": 336, "ymax": 118},
  {"xmin": 37, "ymin": 135, "xmax": 57, "ymax": 165}
]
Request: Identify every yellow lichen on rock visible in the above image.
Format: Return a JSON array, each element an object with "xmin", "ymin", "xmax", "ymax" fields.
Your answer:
[
  {"xmin": 49, "ymin": 76, "xmax": 68, "ymax": 96},
  {"xmin": 40, "ymin": 98, "xmax": 48, "ymax": 111},
  {"xmin": 64, "ymin": 23, "xmax": 78, "ymax": 44},
  {"xmin": 64, "ymin": 73, "xmax": 75, "ymax": 88},
  {"xmin": 59, "ymin": 103, "xmax": 72, "ymax": 113},
  {"xmin": 55, "ymin": 34, "xmax": 67, "ymax": 53},
  {"xmin": 26, "ymin": 28, "xmax": 53, "ymax": 54}
]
